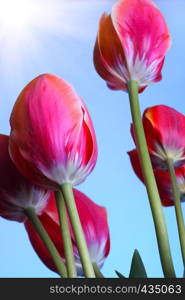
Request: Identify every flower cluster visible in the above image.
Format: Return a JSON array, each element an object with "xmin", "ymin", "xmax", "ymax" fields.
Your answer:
[
  {"xmin": 1, "ymin": 73, "xmax": 110, "ymax": 277},
  {"xmin": 1, "ymin": 0, "xmax": 184, "ymax": 279}
]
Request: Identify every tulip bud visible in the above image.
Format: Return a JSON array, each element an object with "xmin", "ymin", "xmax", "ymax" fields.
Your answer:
[
  {"xmin": 25, "ymin": 189, "xmax": 110, "ymax": 276},
  {"xmin": 9, "ymin": 74, "xmax": 97, "ymax": 190},
  {"xmin": 94, "ymin": 0, "xmax": 171, "ymax": 92},
  {"xmin": 0, "ymin": 134, "xmax": 50, "ymax": 222}
]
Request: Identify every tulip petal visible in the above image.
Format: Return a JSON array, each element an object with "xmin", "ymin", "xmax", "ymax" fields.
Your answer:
[
  {"xmin": 128, "ymin": 149, "xmax": 144, "ymax": 183},
  {"xmin": 153, "ymin": 169, "xmax": 174, "ymax": 207},
  {"xmin": 9, "ymin": 137, "xmax": 56, "ymax": 190},
  {"xmin": 94, "ymin": 13, "xmax": 128, "ymax": 90}
]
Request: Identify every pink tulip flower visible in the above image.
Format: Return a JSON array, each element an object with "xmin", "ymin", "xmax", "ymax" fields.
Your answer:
[
  {"xmin": 94, "ymin": 0, "xmax": 171, "ymax": 92},
  {"xmin": 9, "ymin": 74, "xmax": 98, "ymax": 190}
]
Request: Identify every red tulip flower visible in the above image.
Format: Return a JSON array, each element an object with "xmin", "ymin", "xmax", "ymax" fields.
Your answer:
[
  {"xmin": 25, "ymin": 189, "xmax": 110, "ymax": 276},
  {"xmin": 131, "ymin": 105, "xmax": 185, "ymax": 169},
  {"xmin": 0, "ymin": 134, "xmax": 50, "ymax": 222},
  {"xmin": 9, "ymin": 74, "xmax": 97, "ymax": 190},
  {"xmin": 94, "ymin": 0, "xmax": 171, "ymax": 92},
  {"xmin": 128, "ymin": 149, "xmax": 185, "ymax": 207}
]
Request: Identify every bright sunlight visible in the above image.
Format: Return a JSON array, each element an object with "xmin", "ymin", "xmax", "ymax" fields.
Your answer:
[
  {"xmin": 0, "ymin": 0, "xmax": 40, "ymax": 33},
  {"xmin": 0, "ymin": 0, "xmax": 88, "ymax": 75},
  {"xmin": 0, "ymin": 0, "xmax": 112, "ymax": 78}
]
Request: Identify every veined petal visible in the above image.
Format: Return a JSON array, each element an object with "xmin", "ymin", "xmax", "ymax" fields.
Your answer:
[
  {"xmin": 9, "ymin": 137, "xmax": 57, "ymax": 190},
  {"xmin": 94, "ymin": 13, "xmax": 128, "ymax": 90},
  {"xmin": 143, "ymin": 105, "xmax": 185, "ymax": 168},
  {"xmin": 112, "ymin": 0, "xmax": 171, "ymax": 86}
]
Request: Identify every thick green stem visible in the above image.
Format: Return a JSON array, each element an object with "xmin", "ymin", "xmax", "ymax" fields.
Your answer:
[
  {"xmin": 55, "ymin": 190, "xmax": 77, "ymax": 278},
  {"xmin": 92, "ymin": 262, "xmax": 104, "ymax": 278},
  {"xmin": 166, "ymin": 158, "xmax": 185, "ymax": 266},
  {"xmin": 24, "ymin": 206, "xmax": 67, "ymax": 278},
  {"xmin": 128, "ymin": 80, "xmax": 176, "ymax": 278},
  {"xmin": 61, "ymin": 183, "xmax": 95, "ymax": 278}
]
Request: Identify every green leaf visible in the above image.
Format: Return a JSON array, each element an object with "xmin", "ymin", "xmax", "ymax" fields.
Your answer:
[
  {"xmin": 115, "ymin": 270, "xmax": 125, "ymax": 278},
  {"xmin": 129, "ymin": 249, "xmax": 147, "ymax": 278}
]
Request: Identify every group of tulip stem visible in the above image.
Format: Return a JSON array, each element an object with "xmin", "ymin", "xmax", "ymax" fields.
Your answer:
[
  {"xmin": 25, "ymin": 184, "xmax": 103, "ymax": 278},
  {"xmin": 128, "ymin": 81, "xmax": 185, "ymax": 279},
  {"xmin": 23, "ymin": 80, "xmax": 184, "ymax": 279}
]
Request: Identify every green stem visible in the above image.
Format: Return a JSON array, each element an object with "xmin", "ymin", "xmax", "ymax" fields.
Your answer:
[
  {"xmin": 61, "ymin": 183, "xmax": 95, "ymax": 278},
  {"xmin": 24, "ymin": 207, "xmax": 67, "ymax": 278},
  {"xmin": 55, "ymin": 190, "xmax": 77, "ymax": 278},
  {"xmin": 166, "ymin": 158, "xmax": 185, "ymax": 266},
  {"xmin": 92, "ymin": 262, "xmax": 104, "ymax": 278},
  {"xmin": 128, "ymin": 80, "xmax": 176, "ymax": 278}
]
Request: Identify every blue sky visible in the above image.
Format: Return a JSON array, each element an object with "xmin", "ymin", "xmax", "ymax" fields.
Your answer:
[{"xmin": 0, "ymin": 0, "xmax": 185, "ymax": 277}]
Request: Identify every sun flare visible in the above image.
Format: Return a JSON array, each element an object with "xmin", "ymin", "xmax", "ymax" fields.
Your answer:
[
  {"xmin": 0, "ymin": 0, "xmax": 39, "ymax": 33},
  {"xmin": 0, "ymin": 0, "xmax": 113, "ymax": 78},
  {"xmin": 0, "ymin": 0, "xmax": 80, "ymax": 76}
]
